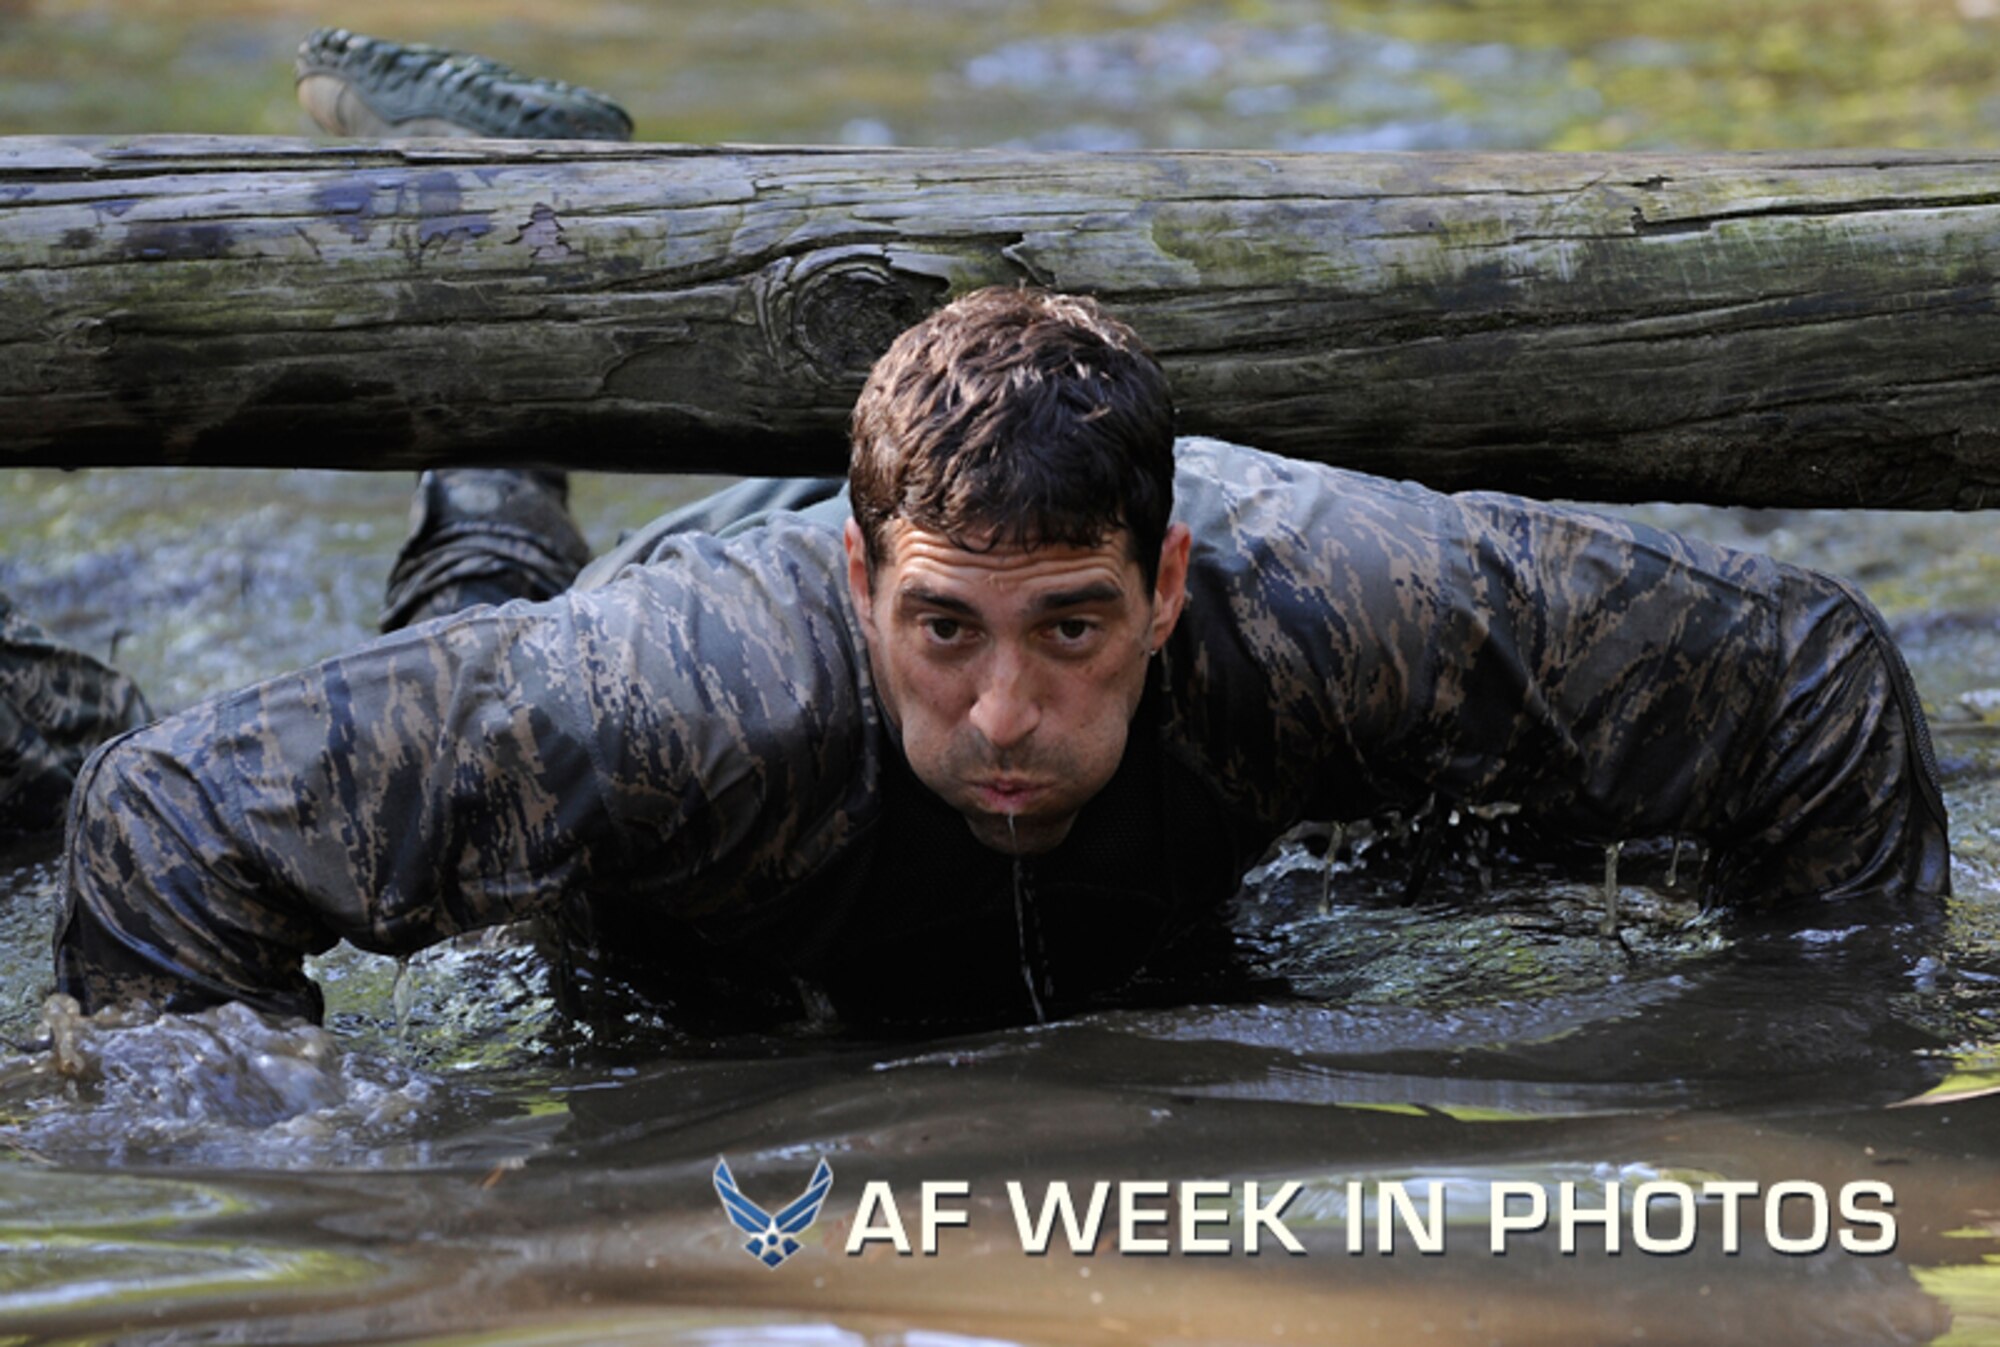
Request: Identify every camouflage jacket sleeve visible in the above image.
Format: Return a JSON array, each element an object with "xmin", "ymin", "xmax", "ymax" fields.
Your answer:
[
  {"xmin": 1161, "ymin": 438, "xmax": 1943, "ymax": 901},
  {"xmin": 56, "ymin": 519, "xmax": 877, "ymax": 1021}
]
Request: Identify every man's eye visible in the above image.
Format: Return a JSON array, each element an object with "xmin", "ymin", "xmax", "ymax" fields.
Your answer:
[
  {"xmin": 1054, "ymin": 618, "xmax": 1095, "ymax": 643},
  {"xmin": 921, "ymin": 617, "xmax": 962, "ymax": 642}
]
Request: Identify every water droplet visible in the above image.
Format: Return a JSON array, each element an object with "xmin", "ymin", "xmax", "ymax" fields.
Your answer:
[
  {"xmin": 1601, "ymin": 841, "xmax": 1624, "ymax": 940},
  {"xmin": 1320, "ymin": 821, "xmax": 1345, "ymax": 915},
  {"xmin": 391, "ymin": 956, "xmax": 415, "ymax": 1034}
]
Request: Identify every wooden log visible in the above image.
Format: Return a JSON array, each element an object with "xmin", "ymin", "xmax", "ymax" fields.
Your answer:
[{"xmin": 5, "ymin": 136, "xmax": 2000, "ymax": 507}]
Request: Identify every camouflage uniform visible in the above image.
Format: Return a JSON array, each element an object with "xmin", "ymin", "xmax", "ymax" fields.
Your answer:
[
  {"xmin": 1, "ymin": 596, "xmax": 150, "ymax": 836},
  {"xmin": 54, "ymin": 439, "xmax": 1950, "ymax": 1025}
]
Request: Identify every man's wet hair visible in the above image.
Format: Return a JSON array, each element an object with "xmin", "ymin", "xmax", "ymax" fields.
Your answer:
[{"xmin": 849, "ymin": 287, "xmax": 1176, "ymax": 587}]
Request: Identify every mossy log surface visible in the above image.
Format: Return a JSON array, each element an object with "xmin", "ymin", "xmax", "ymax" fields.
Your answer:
[{"xmin": 7, "ymin": 136, "xmax": 2000, "ymax": 506}]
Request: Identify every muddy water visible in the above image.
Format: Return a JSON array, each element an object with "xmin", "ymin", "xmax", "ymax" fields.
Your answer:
[{"xmin": 5, "ymin": 2, "xmax": 2000, "ymax": 1344}]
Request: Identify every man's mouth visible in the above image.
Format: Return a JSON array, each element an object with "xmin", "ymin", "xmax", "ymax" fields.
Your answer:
[{"xmin": 971, "ymin": 778, "xmax": 1048, "ymax": 813}]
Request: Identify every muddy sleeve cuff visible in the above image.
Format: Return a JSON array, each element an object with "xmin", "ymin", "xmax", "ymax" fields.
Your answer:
[
  {"xmin": 1704, "ymin": 570, "xmax": 1951, "ymax": 906},
  {"xmin": 55, "ymin": 728, "xmax": 337, "ymax": 1020}
]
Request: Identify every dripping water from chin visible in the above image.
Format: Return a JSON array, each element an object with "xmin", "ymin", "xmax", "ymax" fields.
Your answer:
[
  {"xmin": 1600, "ymin": 840, "xmax": 1623, "ymax": 939},
  {"xmin": 1007, "ymin": 814, "xmax": 1049, "ymax": 1024},
  {"xmin": 391, "ymin": 955, "xmax": 414, "ymax": 1036}
]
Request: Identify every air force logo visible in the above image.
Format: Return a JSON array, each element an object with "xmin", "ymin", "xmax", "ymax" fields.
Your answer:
[{"xmin": 713, "ymin": 1156, "xmax": 835, "ymax": 1268}]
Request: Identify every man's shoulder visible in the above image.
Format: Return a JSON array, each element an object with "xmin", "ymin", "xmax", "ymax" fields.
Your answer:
[
  {"xmin": 1168, "ymin": 436, "xmax": 1791, "ymax": 592},
  {"xmin": 584, "ymin": 513, "xmax": 855, "ymax": 637},
  {"xmin": 1168, "ymin": 436, "xmax": 1458, "ymax": 594},
  {"xmin": 560, "ymin": 516, "xmax": 881, "ymax": 890},
  {"xmin": 1172, "ymin": 434, "xmax": 1348, "ymax": 493},
  {"xmin": 1170, "ymin": 436, "xmax": 1445, "ymax": 529}
]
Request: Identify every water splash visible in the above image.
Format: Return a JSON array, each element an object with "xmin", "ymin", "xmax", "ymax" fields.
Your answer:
[
  {"xmin": 1007, "ymin": 815, "xmax": 1049, "ymax": 1024},
  {"xmin": 1668, "ymin": 836, "xmax": 1684, "ymax": 890},
  {"xmin": 1, "ymin": 995, "xmax": 444, "ymax": 1167}
]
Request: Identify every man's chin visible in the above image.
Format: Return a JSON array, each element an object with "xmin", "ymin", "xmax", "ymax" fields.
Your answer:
[{"xmin": 962, "ymin": 809, "xmax": 1076, "ymax": 856}]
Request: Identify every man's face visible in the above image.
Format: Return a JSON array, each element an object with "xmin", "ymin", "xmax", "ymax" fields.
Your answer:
[{"xmin": 845, "ymin": 515, "xmax": 1192, "ymax": 856}]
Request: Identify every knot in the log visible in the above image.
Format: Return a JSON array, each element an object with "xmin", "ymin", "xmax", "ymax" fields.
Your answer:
[{"xmin": 757, "ymin": 247, "xmax": 949, "ymax": 384}]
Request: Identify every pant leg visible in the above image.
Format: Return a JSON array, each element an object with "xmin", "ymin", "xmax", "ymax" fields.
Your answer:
[{"xmin": 0, "ymin": 594, "xmax": 151, "ymax": 835}]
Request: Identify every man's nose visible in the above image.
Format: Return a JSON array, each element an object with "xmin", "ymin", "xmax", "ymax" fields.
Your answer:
[{"xmin": 968, "ymin": 649, "xmax": 1041, "ymax": 751}]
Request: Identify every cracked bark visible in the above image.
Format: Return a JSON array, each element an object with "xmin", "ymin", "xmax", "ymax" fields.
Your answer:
[{"xmin": 4, "ymin": 137, "xmax": 2000, "ymax": 507}]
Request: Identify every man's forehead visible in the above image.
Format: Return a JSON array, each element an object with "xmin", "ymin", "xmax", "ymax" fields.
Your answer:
[{"xmin": 880, "ymin": 519, "xmax": 1140, "ymax": 587}]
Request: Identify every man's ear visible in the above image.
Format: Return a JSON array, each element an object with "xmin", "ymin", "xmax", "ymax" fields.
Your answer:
[
  {"xmin": 843, "ymin": 518, "xmax": 875, "ymax": 629},
  {"xmin": 1148, "ymin": 522, "xmax": 1192, "ymax": 652}
]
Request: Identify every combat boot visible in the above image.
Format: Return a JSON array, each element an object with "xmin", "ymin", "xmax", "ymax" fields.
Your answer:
[
  {"xmin": 381, "ymin": 468, "xmax": 592, "ymax": 632},
  {"xmin": 295, "ymin": 28, "xmax": 633, "ymax": 140}
]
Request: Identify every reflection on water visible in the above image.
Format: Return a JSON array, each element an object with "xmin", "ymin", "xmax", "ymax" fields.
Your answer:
[{"xmin": 6, "ymin": 0, "xmax": 2000, "ymax": 1342}]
